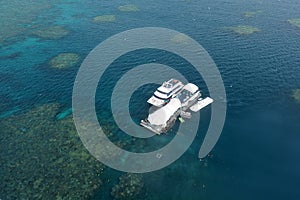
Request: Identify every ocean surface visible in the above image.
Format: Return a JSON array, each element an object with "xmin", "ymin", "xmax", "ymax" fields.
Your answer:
[{"xmin": 1, "ymin": 0, "xmax": 300, "ymax": 199}]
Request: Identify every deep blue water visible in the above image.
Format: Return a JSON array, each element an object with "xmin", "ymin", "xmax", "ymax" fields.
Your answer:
[{"xmin": 1, "ymin": 0, "xmax": 300, "ymax": 199}]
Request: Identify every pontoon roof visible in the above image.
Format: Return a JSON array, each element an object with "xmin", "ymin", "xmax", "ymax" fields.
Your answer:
[{"xmin": 148, "ymin": 98, "xmax": 181, "ymax": 126}]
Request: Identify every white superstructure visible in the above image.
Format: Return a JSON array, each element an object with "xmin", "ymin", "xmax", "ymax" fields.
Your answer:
[{"xmin": 147, "ymin": 79, "xmax": 184, "ymax": 107}]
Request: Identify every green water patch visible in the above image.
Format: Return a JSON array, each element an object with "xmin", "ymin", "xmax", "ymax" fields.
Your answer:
[
  {"xmin": 292, "ymin": 89, "xmax": 300, "ymax": 104},
  {"xmin": 93, "ymin": 15, "xmax": 116, "ymax": 22},
  {"xmin": 0, "ymin": 103, "xmax": 104, "ymax": 199},
  {"xmin": 111, "ymin": 173, "xmax": 144, "ymax": 199},
  {"xmin": 287, "ymin": 18, "xmax": 300, "ymax": 28},
  {"xmin": 48, "ymin": 53, "xmax": 80, "ymax": 69},
  {"xmin": 32, "ymin": 26, "xmax": 69, "ymax": 40},
  {"xmin": 118, "ymin": 4, "xmax": 140, "ymax": 12},
  {"xmin": 225, "ymin": 25, "xmax": 261, "ymax": 35},
  {"xmin": 243, "ymin": 10, "xmax": 263, "ymax": 18},
  {"xmin": 56, "ymin": 107, "xmax": 72, "ymax": 120}
]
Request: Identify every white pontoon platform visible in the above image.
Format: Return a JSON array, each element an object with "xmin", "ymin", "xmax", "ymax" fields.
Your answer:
[
  {"xmin": 189, "ymin": 97, "xmax": 213, "ymax": 112},
  {"xmin": 141, "ymin": 79, "xmax": 213, "ymax": 135}
]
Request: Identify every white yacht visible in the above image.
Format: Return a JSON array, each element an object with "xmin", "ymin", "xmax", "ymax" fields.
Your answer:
[{"xmin": 147, "ymin": 79, "xmax": 184, "ymax": 107}]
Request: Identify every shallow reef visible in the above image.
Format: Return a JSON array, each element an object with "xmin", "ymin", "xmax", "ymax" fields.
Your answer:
[
  {"xmin": 111, "ymin": 173, "xmax": 144, "ymax": 200},
  {"xmin": 49, "ymin": 53, "xmax": 80, "ymax": 69},
  {"xmin": 0, "ymin": 103, "xmax": 105, "ymax": 199},
  {"xmin": 93, "ymin": 15, "xmax": 116, "ymax": 22},
  {"xmin": 33, "ymin": 26, "xmax": 69, "ymax": 40},
  {"xmin": 118, "ymin": 4, "xmax": 140, "ymax": 12},
  {"xmin": 292, "ymin": 89, "xmax": 300, "ymax": 104},
  {"xmin": 171, "ymin": 33, "xmax": 190, "ymax": 44},
  {"xmin": 0, "ymin": 52, "xmax": 22, "ymax": 60},
  {"xmin": 0, "ymin": 0, "xmax": 53, "ymax": 44},
  {"xmin": 287, "ymin": 18, "xmax": 300, "ymax": 28},
  {"xmin": 226, "ymin": 25, "xmax": 261, "ymax": 35},
  {"xmin": 243, "ymin": 10, "xmax": 262, "ymax": 18}
]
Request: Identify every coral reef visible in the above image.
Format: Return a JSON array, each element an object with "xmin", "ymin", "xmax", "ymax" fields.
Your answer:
[
  {"xmin": 171, "ymin": 33, "xmax": 190, "ymax": 44},
  {"xmin": 111, "ymin": 173, "xmax": 144, "ymax": 200},
  {"xmin": 93, "ymin": 15, "xmax": 116, "ymax": 22},
  {"xmin": 49, "ymin": 53, "xmax": 80, "ymax": 69},
  {"xmin": 292, "ymin": 89, "xmax": 300, "ymax": 104},
  {"xmin": 0, "ymin": 52, "xmax": 22, "ymax": 60},
  {"xmin": 226, "ymin": 25, "xmax": 261, "ymax": 35},
  {"xmin": 287, "ymin": 18, "xmax": 300, "ymax": 28},
  {"xmin": 33, "ymin": 26, "xmax": 69, "ymax": 40},
  {"xmin": 0, "ymin": 103, "xmax": 105, "ymax": 199},
  {"xmin": 118, "ymin": 4, "xmax": 140, "ymax": 12},
  {"xmin": 0, "ymin": 107, "xmax": 20, "ymax": 119},
  {"xmin": 243, "ymin": 10, "xmax": 262, "ymax": 18},
  {"xmin": 0, "ymin": 0, "xmax": 52, "ymax": 44}
]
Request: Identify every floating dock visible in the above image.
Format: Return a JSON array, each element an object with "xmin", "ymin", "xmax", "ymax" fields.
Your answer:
[{"xmin": 189, "ymin": 97, "xmax": 214, "ymax": 112}]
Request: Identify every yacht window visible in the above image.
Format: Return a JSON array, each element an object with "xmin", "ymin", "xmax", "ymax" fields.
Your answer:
[
  {"xmin": 157, "ymin": 89, "xmax": 168, "ymax": 95},
  {"xmin": 154, "ymin": 94, "xmax": 168, "ymax": 100},
  {"xmin": 167, "ymin": 85, "xmax": 182, "ymax": 96}
]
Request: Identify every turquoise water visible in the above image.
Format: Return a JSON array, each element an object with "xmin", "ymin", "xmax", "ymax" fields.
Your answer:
[{"xmin": 1, "ymin": 0, "xmax": 300, "ymax": 199}]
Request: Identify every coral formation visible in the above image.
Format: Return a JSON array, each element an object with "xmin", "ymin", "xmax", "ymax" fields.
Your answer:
[
  {"xmin": 33, "ymin": 26, "xmax": 69, "ymax": 39},
  {"xmin": 226, "ymin": 25, "xmax": 261, "ymax": 35},
  {"xmin": 111, "ymin": 173, "xmax": 144, "ymax": 200},
  {"xmin": 287, "ymin": 18, "xmax": 300, "ymax": 28},
  {"xmin": 93, "ymin": 15, "xmax": 116, "ymax": 22},
  {"xmin": 49, "ymin": 53, "xmax": 80, "ymax": 69},
  {"xmin": 171, "ymin": 33, "xmax": 190, "ymax": 44},
  {"xmin": 0, "ymin": 103, "xmax": 105, "ymax": 199},
  {"xmin": 0, "ymin": 52, "xmax": 22, "ymax": 60},
  {"xmin": 292, "ymin": 89, "xmax": 300, "ymax": 104},
  {"xmin": 0, "ymin": 0, "xmax": 52, "ymax": 44},
  {"xmin": 243, "ymin": 10, "xmax": 262, "ymax": 18},
  {"xmin": 118, "ymin": 4, "xmax": 140, "ymax": 12}
]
